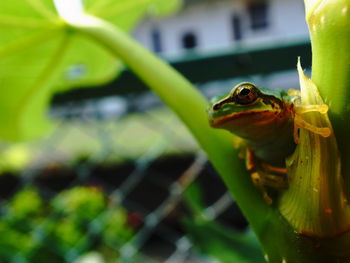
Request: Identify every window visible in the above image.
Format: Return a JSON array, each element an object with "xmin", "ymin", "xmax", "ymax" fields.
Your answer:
[
  {"xmin": 247, "ymin": 1, "xmax": 269, "ymax": 30},
  {"xmin": 151, "ymin": 28, "xmax": 162, "ymax": 53},
  {"xmin": 182, "ymin": 32, "xmax": 197, "ymax": 49},
  {"xmin": 232, "ymin": 14, "xmax": 242, "ymax": 41}
]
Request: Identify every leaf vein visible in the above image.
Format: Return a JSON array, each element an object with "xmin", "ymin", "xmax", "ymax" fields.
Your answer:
[
  {"xmin": 0, "ymin": 15, "xmax": 52, "ymax": 28},
  {"xmin": 15, "ymin": 32, "xmax": 71, "ymax": 134},
  {"xmin": 25, "ymin": 0, "xmax": 57, "ymax": 20},
  {"xmin": 0, "ymin": 26, "xmax": 62, "ymax": 59}
]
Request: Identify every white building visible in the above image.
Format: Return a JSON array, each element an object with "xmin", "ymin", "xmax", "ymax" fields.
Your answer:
[{"xmin": 133, "ymin": 0, "xmax": 309, "ymax": 58}]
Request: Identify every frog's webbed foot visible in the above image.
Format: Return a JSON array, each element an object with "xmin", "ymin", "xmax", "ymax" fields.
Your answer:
[
  {"xmin": 293, "ymin": 103, "xmax": 331, "ymax": 144},
  {"xmin": 246, "ymin": 150, "xmax": 288, "ymax": 205}
]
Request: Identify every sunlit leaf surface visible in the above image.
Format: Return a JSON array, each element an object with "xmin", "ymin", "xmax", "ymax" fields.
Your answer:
[{"xmin": 0, "ymin": 0, "xmax": 180, "ymax": 140}]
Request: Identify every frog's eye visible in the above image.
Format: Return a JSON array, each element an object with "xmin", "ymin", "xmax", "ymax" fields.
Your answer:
[{"xmin": 233, "ymin": 83, "xmax": 259, "ymax": 105}]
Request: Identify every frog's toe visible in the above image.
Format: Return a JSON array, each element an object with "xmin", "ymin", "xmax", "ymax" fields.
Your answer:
[
  {"xmin": 294, "ymin": 104, "xmax": 329, "ymax": 114},
  {"xmin": 294, "ymin": 114, "xmax": 331, "ymax": 144},
  {"xmin": 292, "ymin": 101, "xmax": 331, "ymax": 144},
  {"xmin": 250, "ymin": 170, "xmax": 287, "ymax": 205},
  {"xmin": 251, "ymin": 172, "xmax": 273, "ymax": 205}
]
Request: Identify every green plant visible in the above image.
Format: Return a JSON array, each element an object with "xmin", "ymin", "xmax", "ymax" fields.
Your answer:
[
  {"xmin": 1, "ymin": 0, "xmax": 350, "ymax": 262},
  {"xmin": 183, "ymin": 183, "xmax": 265, "ymax": 263},
  {"xmin": 0, "ymin": 186, "xmax": 133, "ymax": 262},
  {"xmin": 0, "ymin": 0, "xmax": 180, "ymax": 140}
]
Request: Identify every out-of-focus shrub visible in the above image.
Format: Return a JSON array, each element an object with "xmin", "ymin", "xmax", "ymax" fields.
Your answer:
[{"xmin": 0, "ymin": 186, "xmax": 133, "ymax": 262}]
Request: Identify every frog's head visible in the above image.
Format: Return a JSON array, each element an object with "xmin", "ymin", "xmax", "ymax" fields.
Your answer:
[{"xmin": 207, "ymin": 82, "xmax": 285, "ymax": 139}]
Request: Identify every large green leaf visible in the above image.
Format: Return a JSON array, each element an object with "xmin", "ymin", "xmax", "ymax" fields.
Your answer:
[{"xmin": 0, "ymin": 0, "xmax": 180, "ymax": 140}]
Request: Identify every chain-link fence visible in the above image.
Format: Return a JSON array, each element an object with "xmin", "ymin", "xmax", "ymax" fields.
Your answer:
[{"xmin": 0, "ymin": 79, "xmax": 260, "ymax": 263}]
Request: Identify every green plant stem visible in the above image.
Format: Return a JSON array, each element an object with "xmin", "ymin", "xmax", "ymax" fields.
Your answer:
[{"xmin": 306, "ymin": 0, "xmax": 350, "ymax": 198}]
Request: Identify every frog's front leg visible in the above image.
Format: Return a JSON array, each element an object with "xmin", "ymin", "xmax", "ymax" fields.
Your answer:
[{"xmin": 246, "ymin": 149, "xmax": 288, "ymax": 205}]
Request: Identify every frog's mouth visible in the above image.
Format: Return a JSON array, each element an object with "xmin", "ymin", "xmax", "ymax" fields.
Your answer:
[{"xmin": 209, "ymin": 110, "xmax": 273, "ymax": 128}]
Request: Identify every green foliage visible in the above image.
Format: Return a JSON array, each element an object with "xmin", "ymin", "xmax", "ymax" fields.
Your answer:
[
  {"xmin": 0, "ymin": 0, "xmax": 180, "ymax": 140},
  {"xmin": 185, "ymin": 218, "xmax": 265, "ymax": 263},
  {"xmin": 9, "ymin": 187, "xmax": 43, "ymax": 219},
  {"xmin": 2, "ymin": 4, "xmax": 267, "ymax": 259},
  {"xmin": 0, "ymin": 220, "xmax": 36, "ymax": 257},
  {"xmin": 183, "ymin": 183, "xmax": 265, "ymax": 263},
  {"xmin": 52, "ymin": 186, "xmax": 105, "ymax": 221},
  {"xmin": 2, "ymin": 0, "xmax": 350, "ymax": 262},
  {"xmin": 183, "ymin": 182, "xmax": 206, "ymax": 217},
  {"xmin": 102, "ymin": 209, "xmax": 133, "ymax": 246},
  {"xmin": 54, "ymin": 217, "xmax": 87, "ymax": 251},
  {"xmin": 0, "ymin": 144, "xmax": 30, "ymax": 172},
  {"xmin": 0, "ymin": 186, "xmax": 133, "ymax": 262}
]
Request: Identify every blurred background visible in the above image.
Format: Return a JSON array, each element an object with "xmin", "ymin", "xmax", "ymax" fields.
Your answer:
[{"xmin": 0, "ymin": 0, "xmax": 310, "ymax": 262}]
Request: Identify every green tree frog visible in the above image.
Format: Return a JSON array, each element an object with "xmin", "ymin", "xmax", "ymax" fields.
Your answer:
[{"xmin": 207, "ymin": 82, "xmax": 331, "ymax": 204}]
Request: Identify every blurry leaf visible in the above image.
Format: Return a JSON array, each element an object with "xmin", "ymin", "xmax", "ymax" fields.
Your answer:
[
  {"xmin": 185, "ymin": 218, "xmax": 265, "ymax": 263},
  {"xmin": 52, "ymin": 186, "xmax": 105, "ymax": 221},
  {"xmin": 29, "ymin": 247, "xmax": 65, "ymax": 263},
  {"xmin": 0, "ymin": 221, "xmax": 35, "ymax": 256},
  {"xmin": 0, "ymin": 0, "xmax": 181, "ymax": 140},
  {"xmin": 10, "ymin": 187, "xmax": 43, "ymax": 219},
  {"xmin": 0, "ymin": 144, "xmax": 30, "ymax": 172},
  {"xmin": 53, "ymin": 217, "xmax": 87, "ymax": 250},
  {"xmin": 183, "ymin": 182, "xmax": 206, "ymax": 216},
  {"xmin": 102, "ymin": 209, "xmax": 133, "ymax": 245}
]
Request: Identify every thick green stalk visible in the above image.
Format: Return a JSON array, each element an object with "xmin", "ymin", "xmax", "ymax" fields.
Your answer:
[
  {"xmin": 278, "ymin": 0, "xmax": 350, "ymax": 261},
  {"xmin": 306, "ymin": 0, "xmax": 350, "ymax": 197}
]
